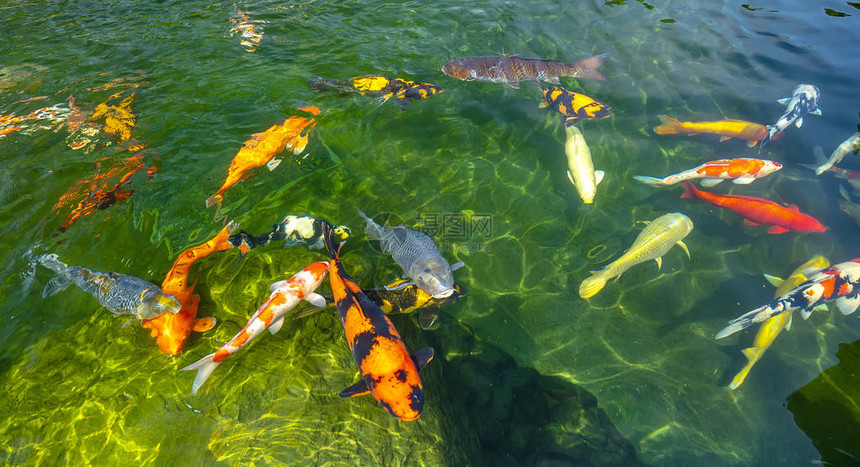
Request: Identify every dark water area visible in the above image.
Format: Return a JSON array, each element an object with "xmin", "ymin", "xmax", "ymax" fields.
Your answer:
[{"xmin": 1, "ymin": 0, "xmax": 859, "ymax": 465}]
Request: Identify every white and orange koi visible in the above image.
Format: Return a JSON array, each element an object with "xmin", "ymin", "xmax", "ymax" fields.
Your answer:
[
  {"xmin": 180, "ymin": 262, "xmax": 328, "ymax": 392},
  {"xmin": 716, "ymin": 258, "xmax": 860, "ymax": 339},
  {"xmin": 634, "ymin": 158, "xmax": 782, "ymax": 187}
]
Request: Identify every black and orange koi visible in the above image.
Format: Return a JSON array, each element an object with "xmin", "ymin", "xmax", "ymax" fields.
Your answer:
[{"xmin": 321, "ymin": 221, "xmax": 433, "ymax": 421}]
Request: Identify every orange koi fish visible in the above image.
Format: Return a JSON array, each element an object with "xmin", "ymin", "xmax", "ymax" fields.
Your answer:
[
  {"xmin": 140, "ymin": 222, "xmax": 237, "ymax": 355},
  {"xmin": 205, "ymin": 106, "xmax": 320, "ymax": 210},
  {"xmin": 180, "ymin": 262, "xmax": 328, "ymax": 392},
  {"xmin": 634, "ymin": 158, "xmax": 782, "ymax": 187},
  {"xmin": 653, "ymin": 115, "xmax": 768, "ymax": 147},
  {"xmin": 680, "ymin": 181, "xmax": 826, "ymax": 234},
  {"xmin": 321, "ymin": 221, "xmax": 433, "ymax": 421}
]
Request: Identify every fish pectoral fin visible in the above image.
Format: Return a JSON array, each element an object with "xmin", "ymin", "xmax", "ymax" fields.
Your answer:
[
  {"xmin": 741, "ymin": 347, "xmax": 758, "ymax": 360},
  {"xmin": 733, "ymin": 177, "xmax": 755, "ymax": 185},
  {"xmin": 800, "ymin": 307, "xmax": 813, "ymax": 320},
  {"xmin": 812, "ymin": 304, "xmax": 829, "ymax": 314},
  {"xmin": 776, "ymin": 97, "xmax": 791, "ymax": 106},
  {"xmin": 762, "ymin": 273, "xmax": 785, "ymax": 288},
  {"xmin": 546, "ymin": 77, "xmax": 560, "ymax": 84},
  {"xmin": 266, "ymin": 158, "xmax": 282, "ymax": 171},
  {"xmin": 339, "ymin": 380, "xmax": 370, "ymax": 398},
  {"xmin": 269, "ymin": 280, "xmax": 287, "ymax": 291},
  {"xmin": 676, "ymin": 240, "xmax": 690, "ymax": 259},
  {"xmin": 451, "ymin": 261, "xmax": 465, "ymax": 271},
  {"xmin": 564, "ymin": 116, "xmax": 582, "ymax": 127},
  {"xmin": 506, "ymin": 81, "xmax": 520, "ymax": 89},
  {"xmin": 411, "ymin": 347, "xmax": 435, "ymax": 371},
  {"xmin": 767, "ymin": 225, "xmax": 790, "ymax": 234},
  {"xmin": 193, "ymin": 317, "xmax": 217, "ymax": 333},
  {"xmin": 654, "ymin": 257, "xmax": 662, "ymax": 270},
  {"xmin": 268, "ymin": 316, "xmax": 285, "ymax": 334},
  {"xmin": 810, "ymin": 107, "xmax": 823, "ymax": 116},
  {"xmin": 795, "ymin": 117, "xmax": 804, "ymax": 128},
  {"xmin": 538, "ymin": 100, "xmax": 550, "ymax": 109},
  {"xmin": 719, "ymin": 136, "xmax": 732, "ymax": 142},
  {"xmin": 594, "ymin": 170, "xmax": 605, "ymax": 185},
  {"xmin": 787, "ymin": 204, "xmax": 799, "ymax": 212},
  {"xmin": 304, "ymin": 292, "xmax": 326, "ymax": 308},
  {"xmin": 566, "ymin": 170, "xmax": 576, "ymax": 186},
  {"xmin": 743, "ymin": 219, "xmax": 760, "ymax": 226},
  {"xmin": 385, "ymin": 281, "xmax": 414, "ymax": 291},
  {"xmin": 834, "ymin": 295, "xmax": 860, "ymax": 315},
  {"xmin": 700, "ymin": 178, "xmax": 723, "ymax": 187},
  {"xmin": 785, "ymin": 313, "xmax": 793, "ymax": 331},
  {"xmin": 418, "ymin": 309, "xmax": 440, "ymax": 329}
]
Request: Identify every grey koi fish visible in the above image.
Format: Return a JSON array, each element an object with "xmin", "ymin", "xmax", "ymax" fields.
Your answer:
[
  {"xmin": 358, "ymin": 211, "xmax": 464, "ymax": 299},
  {"xmin": 760, "ymin": 84, "xmax": 822, "ymax": 150},
  {"xmin": 37, "ymin": 254, "xmax": 181, "ymax": 320}
]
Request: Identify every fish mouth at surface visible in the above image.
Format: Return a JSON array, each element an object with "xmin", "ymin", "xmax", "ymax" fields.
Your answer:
[{"xmin": 431, "ymin": 289, "xmax": 454, "ymax": 299}]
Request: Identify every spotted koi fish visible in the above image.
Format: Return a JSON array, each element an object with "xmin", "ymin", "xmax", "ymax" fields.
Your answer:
[
  {"xmin": 538, "ymin": 85, "xmax": 611, "ymax": 127},
  {"xmin": 309, "ymin": 75, "xmax": 442, "ymax": 106},
  {"xmin": 180, "ymin": 262, "xmax": 328, "ymax": 392},
  {"xmin": 321, "ymin": 221, "xmax": 433, "ymax": 421},
  {"xmin": 441, "ymin": 53, "xmax": 608, "ymax": 88},
  {"xmin": 653, "ymin": 115, "xmax": 768, "ymax": 147},
  {"xmin": 140, "ymin": 222, "xmax": 238, "ymax": 355},
  {"xmin": 228, "ymin": 215, "xmax": 351, "ymax": 255},
  {"xmin": 634, "ymin": 158, "xmax": 782, "ymax": 188},
  {"xmin": 36, "ymin": 254, "xmax": 180, "ymax": 320},
  {"xmin": 716, "ymin": 257, "xmax": 860, "ymax": 339},
  {"xmin": 760, "ymin": 84, "xmax": 822, "ymax": 151},
  {"xmin": 205, "ymin": 106, "xmax": 320, "ymax": 210},
  {"xmin": 728, "ymin": 255, "xmax": 829, "ymax": 390}
]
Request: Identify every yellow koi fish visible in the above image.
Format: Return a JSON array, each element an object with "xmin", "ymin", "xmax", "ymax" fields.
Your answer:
[
  {"xmin": 653, "ymin": 115, "xmax": 768, "ymax": 147},
  {"xmin": 728, "ymin": 255, "xmax": 830, "ymax": 389},
  {"xmin": 579, "ymin": 212, "xmax": 693, "ymax": 298}
]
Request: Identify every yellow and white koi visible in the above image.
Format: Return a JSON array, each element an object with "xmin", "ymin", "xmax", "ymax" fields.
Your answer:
[
  {"xmin": 564, "ymin": 125, "xmax": 604, "ymax": 204},
  {"xmin": 728, "ymin": 255, "xmax": 830, "ymax": 390},
  {"xmin": 579, "ymin": 212, "xmax": 693, "ymax": 298}
]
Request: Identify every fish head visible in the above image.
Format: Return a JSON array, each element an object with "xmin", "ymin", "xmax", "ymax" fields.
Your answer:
[
  {"xmin": 441, "ymin": 59, "xmax": 470, "ymax": 80},
  {"xmin": 409, "ymin": 257, "xmax": 455, "ymax": 299},
  {"xmin": 364, "ymin": 352, "xmax": 425, "ymax": 421},
  {"xmin": 137, "ymin": 290, "xmax": 182, "ymax": 320},
  {"xmin": 762, "ymin": 160, "xmax": 784, "ymax": 176},
  {"xmin": 332, "ymin": 224, "xmax": 352, "ymax": 243}
]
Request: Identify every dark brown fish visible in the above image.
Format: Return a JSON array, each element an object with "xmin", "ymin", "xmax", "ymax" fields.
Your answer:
[{"xmin": 441, "ymin": 53, "xmax": 608, "ymax": 88}]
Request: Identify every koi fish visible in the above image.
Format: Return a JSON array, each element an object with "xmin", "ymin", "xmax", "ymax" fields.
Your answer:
[
  {"xmin": 441, "ymin": 53, "xmax": 608, "ymax": 88},
  {"xmin": 140, "ymin": 222, "xmax": 238, "ymax": 355},
  {"xmin": 564, "ymin": 125, "xmax": 604, "ymax": 204},
  {"xmin": 652, "ymin": 115, "xmax": 768, "ymax": 147},
  {"xmin": 36, "ymin": 254, "xmax": 180, "ymax": 320},
  {"xmin": 0, "ymin": 104, "xmax": 73, "ymax": 137},
  {"xmin": 680, "ymin": 181, "xmax": 826, "ymax": 234},
  {"xmin": 205, "ymin": 106, "xmax": 320, "ymax": 209},
  {"xmin": 228, "ymin": 215, "xmax": 351, "ymax": 254},
  {"xmin": 716, "ymin": 257, "xmax": 860, "ymax": 339},
  {"xmin": 180, "ymin": 262, "xmax": 328, "ymax": 392},
  {"xmin": 728, "ymin": 255, "xmax": 830, "ymax": 390},
  {"xmin": 358, "ymin": 210, "xmax": 464, "ymax": 299},
  {"xmin": 814, "ymin": 132, "xmax": 860, "ymax": 175},
  {"xmin": 837, "ymin": 185, "xmax": 860, "ymax": 229},
  {"xmin": 579, "ymin": 212, "xmax": 693, "ymax": 298},
  {"xmin": 633, "ymin": 158, "xmax": 782, "ymax": 188},
  {"xmin": 321, "ymin": 221, "xmax": 433, "ymax": 421},
  {"xmin": 760, "ymin": 84, "xmax": 822, "ymax": 150},
  {"xmin": 309, "ymin": 75, "xmax": 442, "ymax": 106},
  {"xmin": 229, "ymin": 9, "xmax": 264, "ymax": 53},
  {"xmin": 294, "ymin": 279, "xmax": 467, "ymax": 329},
  {"xmin": 539, "ymin": 85, "xmax": 611, "ymax": 127}
]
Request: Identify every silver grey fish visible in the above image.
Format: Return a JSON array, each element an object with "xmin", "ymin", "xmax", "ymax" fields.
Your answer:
[
  {"xmin": 358, "ymin": 211, "xmax": 464, "ymax": 299},
  {"xmin": 814, "ymin": 132, "xmax": 860, "ymax": 175},
  {"xmin": 37, "ymin": 254, "xmax": 181, "ymax": 320}
]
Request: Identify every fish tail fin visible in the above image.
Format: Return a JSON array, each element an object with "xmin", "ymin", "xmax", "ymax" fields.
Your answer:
[
  {"xmin": 180, "ymin": 353, "xmax": 220, "ymax": 393},
  {"xmin": 812, "ymin": 146, "xmax": 831, "ymax": 175},
  {"xmin": 568, "ymin": 53, "xmax": 608, "ymax": 81},
  {"xmin": 321, "ymin": 220, "xmax": 344, "ymax": 260},
  {"xmin": 579, "ymin": 270, "xmax": 609, "ymax": 298},
  {"xmin": 653, "ymin": 115, "xmax": 683, "ymax": 135},
  {"xmin": 357, "ymin": 210, "xmax": 384, "ymax": 239},
  {"xmin": 632, "ymin": 175, "xmax": 666, "ymax": 187},
  {"xmin": 205, "ymin": 193, "xmax": 223, "ymax": 209},
  {"xmin": 715, "ymin": 304, "xmax": 774, "ymax": 339},
  {"xmin": 758, "ymin": 126, "xmax": 775, "ymax": 152},
  {"xmin": 36, "ymin": 254, "xmax": 72, "ymax": 297},
  {"xmin": 680, "ymin": 181, "xmax": 698, "ymax": 199},
  {"xmin": 728, "ymin": 354, "xmax": 757, "ymax": 390}
]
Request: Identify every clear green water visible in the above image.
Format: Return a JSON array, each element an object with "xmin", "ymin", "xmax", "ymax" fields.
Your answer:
[{"xmin": 2, "ymin": 0, "xmax": 859, "ymax": 465}]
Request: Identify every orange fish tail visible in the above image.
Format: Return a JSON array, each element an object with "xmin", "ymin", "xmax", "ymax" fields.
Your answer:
[
  {"xmin": 321, "ymin": 221, "xmax": 344, "ymax": 260},
  {"xmin": 654, "ymin": 115, "xmax": 684, "ymax": 135},
  {"xmin": 680, "ymin": 181, "xmax": 699, "ymax": 199}
]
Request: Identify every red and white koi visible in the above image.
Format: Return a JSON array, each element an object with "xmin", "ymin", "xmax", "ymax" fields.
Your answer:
[
  {"xmin": 634, "ymin": 158, "xmax": 782, "ymax": 187},
  {"xmin": 716, "ymin": 258, "xmax": 860, "ymax": 339},
  {"xmin": 180, "ymin": 262, "xmax": 328, "ymax": 392}
]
